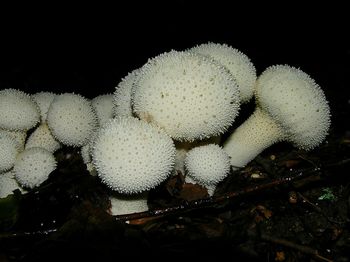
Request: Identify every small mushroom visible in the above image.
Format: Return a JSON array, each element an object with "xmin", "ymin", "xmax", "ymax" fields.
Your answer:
[
  {"xmin": 184, "ymin": 144, "xmax": 231, "ymax": 196},
  {"xmin": 223, "ymin": 65, "xmax": 331, "ymax": 168}
]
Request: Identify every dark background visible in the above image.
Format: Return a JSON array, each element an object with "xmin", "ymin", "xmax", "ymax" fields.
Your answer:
[{"xmin": 1, "ymin": 4, "xmax": 349, "ymax": 131}]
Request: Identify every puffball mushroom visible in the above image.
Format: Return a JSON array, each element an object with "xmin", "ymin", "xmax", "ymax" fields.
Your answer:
[
  {"xmin": 25, "ymin": 123, "xmax": 61, "ymax": 153},
  {"xmin": 190, "ymin": 42, "xmax": 257, "ymax": 103},
  {"xmin": 0, "ymin": 171, "xmax": 26, "ymax": 198},
  {"xmin": 0, "ymin": 129, "xmax": 26, "ymax": 151},
  {"xmin": 14, "ymin": 147, "xmax": 57, "ymax": 189},
  {"xmin": 0, "ymin": 89, "xmax": 40, "ymax": 131},
  {"xmin": 91, "ymin": 94, "xmax": 114, "ymax": 126},
  {"xmin": 223, "ymin": 65, "xmax": 331, "ymax": 168},
  {"xmin": 92, "ymin": 117, "xmax": 176, "ymax": 194},
  {"xmin": 185, "ymin": 144, "xmax": 231, "ymax": 196},
  {"xmin": 0, "ymin": 132, "xmax": 19, "ymax": 173},
  {"xmin": 133, "ymin": 50, "xmax": 240, "ymax": 141},
  {"xmin": 32, "ymin": 92, "xmax": 56, "ymax": 123},
  {"xmin": 47, "ymin": 93, "xmax": 98, "ymax": 147},
  {"xmin": 113, "ymin": 69, "xmax": 140, "ymax": 117}
]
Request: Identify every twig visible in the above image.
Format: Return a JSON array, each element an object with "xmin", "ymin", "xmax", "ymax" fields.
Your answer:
[
  {"xmin": 115, "ymin": 159, "xmax": 350, "ymax": 221},
  {"xmin": 261, "ymin": 233, "xmax": 333, "ymax": 262},
  {"xmin": 115, "ymin": 168, "xmax": 311, "ymax": 221}
]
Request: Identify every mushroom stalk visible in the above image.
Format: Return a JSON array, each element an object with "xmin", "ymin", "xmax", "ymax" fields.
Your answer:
[
  {"xmin": 223, "ymin": 108, "xmax": 283, "ymax": 168},
  {"xmin": 109, "ymin": 193, "xmax": 149, "ymax": 216}
]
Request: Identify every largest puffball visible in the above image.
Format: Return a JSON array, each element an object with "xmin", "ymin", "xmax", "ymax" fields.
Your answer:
[
  {"xmin": 133, "ymin": 51, "xmax": 240, "ymax": 141},
  {"xmin": 92, "ymin": 117, "xmax": 176, "ymax": 194}
]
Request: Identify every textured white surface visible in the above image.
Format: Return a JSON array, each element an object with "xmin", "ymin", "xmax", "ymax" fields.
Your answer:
[
  {"xmin": 92, "ymin": 117, "xmax": 175, "ymax": 194},
  {"xmin": 256, "ymin": 65, "xmax": 331, "ymax": 150},
  {"xmin": 0, "ymin": 132, "xmax": 19, "ymax": 172},
  {"xmin": 32, "ymin": 92, "xmax": 56, "ymax": 123},
  {"xmin": 0, "ymin": 171, "xmax": 25, "ymax": 198},
  {"xmin": 47, "ymin": 93, "xmax": 97, "ymax": 147},
  {"xmin": 133, "ymin": 51, "xmax": 240, "ymax": 141},
  {"xmin": 185, "ymin": 144, "xmax": 230, "ymax": 187},
  {"xmin": 0, "ymin": 89, "xmax": 40, "ymax": 131},
  {"xmin": 190, "ymin": 42, "xmax": 256, "ymax": 103},
  {"xmin": 114, "ymin": 69, "xmax": 140, "ymax": 117},
  {"xmin": 91, "ymin": 94, "xmax": 114, "ymax": 126},
  {"xmin": 14, "ymin": 147, "xmax": 57, "ymax": 189},
  {"xmin": 25, "ymin": 123, "xmax": 61, "ymax": 153}
]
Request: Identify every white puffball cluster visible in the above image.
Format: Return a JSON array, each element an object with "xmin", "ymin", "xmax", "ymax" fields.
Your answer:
[
  {"xmin": 256, "ymin": 65, "xmax": 331, "ymax": 150},
  {"xmin": 91, "ymin": 94, "xmax": 114, "ymax": 126},
  {"xmin": 133, "ymin": 50, "xmax": 240, "ymax": 141},
  {"xmin": 14, "ymin": 147, "xmax": 57, "ymax": 189},
  {"xmin": 92, "ymin": 117, "xmax": 176, "ymax": 194},
  {"xmin": 47, "ymin": 93, "xmax": 97, "ymax": 147},
  {"xmin": 25, "ymin": 123, "xmax": 61, "ymax": 153},
  {"xmin": 0, "ymin": 89, "xmax": 40, "ymax": 131},
  {"xmin": 190, "ymin": 42, "xmax": 257, "ymax": 103},
  {"xmin": 113, "ymin": 69, "xmax": 140, "ymax": 117},
  {"xmin": 185, "ymin": 144, "xmax": 230, "ymax": 191},
  {"xmin": 0, "ymin": 132, "xmax": 19, "ymax": 172},
  {"xmin": 32, "ymin": 92, "xmax": 56, "ymax": 122}
]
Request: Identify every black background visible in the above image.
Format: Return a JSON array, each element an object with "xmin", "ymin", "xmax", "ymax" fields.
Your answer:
[{"xmin": 1, "ymin": 3, "xmax": 349, "ymax": 131}]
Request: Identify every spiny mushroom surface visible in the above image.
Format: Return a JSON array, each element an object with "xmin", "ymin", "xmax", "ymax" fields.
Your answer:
[
  {"xmin": 47, "ymin": 93, "xmax": 97, "ymax": 147},
  {"xmin": 14, "ymin": 147, "xmax": 57, "ymax": 189},
  {"xmin": 25, "ymin": 123, "xmax": 61, "ymax": 153},
  {"xmin": 113, "ymin": 69, "xmax": 140, "ymax": 117},
  {"xmin": 185, "ymin": 144, "xmax": 231, "ymax": 196},
  {"xmin": 133, "ymin": 50, "xmax": 240, "ymax": 141},
  {"xmin": 0, "ymin": 171, "xmax": 26, "ymax": 198},
  {"xmin": 0, "ymin": 89, "xmax": 40, "ymax": 131},
  {"xmin": 32, "ymin": 92, "xmax": 56, "ymax": 123},
  {"xmin": 0, "ymin": 132, "xmax": 19, "ymax": 173},
  {"xmin": 190, "ymin": 42, "xmax": 256, "ymax": 103},
  {"xmin": 0, "ymin": 129, "xmax": 26, "ymax": 151},
  {"xmin": 92, "ymin": 117, "xmax": 176, "ymax": 194},
  {"xmin": 223, "ymin": 65, "xmax": 331, "ymax": 168},
  {"xmin": 91, "ymin": 94, "xmax": 114, "ymax": 126}
]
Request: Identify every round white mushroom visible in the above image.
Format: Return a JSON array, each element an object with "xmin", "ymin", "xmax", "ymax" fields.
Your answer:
[
  {"xmin": 92, "ymin": 117, "xmax": 176, "ymax": 194},
  {"xmin": 223, "ymin": 65, "xmax": 331, "ymax": 168},
  {"xmin": 0, "ymin": 132, "xmax": 19, "ymax": 173},
  {"xmin": 91, "ymin": 94, "xmax": 114, "ymax": 126},
  {"xmin": 47, "ymin": 93, "xmax": 98, "ymax": 147},
  {"xmin": 190, "ymin": 42, "xmax": 257, "ymax": 103},
  {"xmin": 14, "ymin": 147, "xmax": 57, "ymax": 189},
  {"xmin": 113, "ymin": 69, "xmax": 140, "ymax": 117},
  {"xmin": 185, "ymin": 144, "xmax": 231, "ymax": 196},
  {"xmin": 25, "ymin": 123, "xmax": 61, "ymax": 153},
  {"xmin": 0, "ymin": 89, "xmax": 40, "ymax": 131},
  {"xmin": 133, "ymin": 50, "xmax": 240, "ymax": 141}
]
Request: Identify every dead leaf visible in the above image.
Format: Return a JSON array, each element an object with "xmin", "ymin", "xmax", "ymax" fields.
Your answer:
[
  {"xmin": 275, "ymin": 251, "xmax": 285, "ymax": 261},
  {"xmin": 179, "ymin": 183, "xmax": 209, "ymax": 201}
]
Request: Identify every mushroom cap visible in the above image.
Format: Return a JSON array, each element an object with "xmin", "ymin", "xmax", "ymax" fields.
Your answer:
[
  {"xmin": 0, "ymin": 171, "xmax": 26, "ymax": 198},
  {"xmin": 25, "ymin": 123, "xmax": 61, "ymax": 153},
  {"xmin": 113, "ymin": 69, "xmax": 140, "ymax": 117},
  {"xmin": 0, "ymin": 129, "xmax": 26, "ymax": 151},
  {"xmin": 0, "ymin": 89, "xmax": 40, "ymax": 131},
  {"xmin": 47, "ymin": 93, "xmax": 98, "ymax": 147},
  {"xmin": 185, "ymin": 144, "xmax": 231, "ymax": 186},
  {"xmin": 32, "ymin": 92, "xmax": 56, "ymax": 122},
  {"xmin": 256, "ymin": 65, "xmax": 331, "ymax": 150},
  {"xmin": 91, "ymin": 94, "xmax": 114, "ymax": 126},
  {"xmin": 190, "ymin": 42, "xmax": 257, "ymax": 103},
  {"xmin": 14, "ymin": 147, "xmax": 57, "ymax": 189},
  {"xmin": 92, "ymin": 117, "xmax": 176, "ymax": 194},
  {"xmin": 0, "ymin": 132, "xmax": 19, "ymax": 173},
  {"xmin": 133, "ymin": 50, "xmax": 240, "ymax": 141}
]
